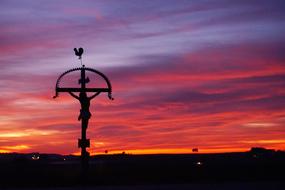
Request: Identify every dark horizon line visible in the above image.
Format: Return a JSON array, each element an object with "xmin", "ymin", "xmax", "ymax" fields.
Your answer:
[{"xmin": 1, "ymin": 148, "xmax": 283, "ymax": 157}]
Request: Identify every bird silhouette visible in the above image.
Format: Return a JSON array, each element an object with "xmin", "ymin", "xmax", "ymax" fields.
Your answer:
[{"xmin": 74, "ymin": 47, "xmax": 84, "ymax": 59}]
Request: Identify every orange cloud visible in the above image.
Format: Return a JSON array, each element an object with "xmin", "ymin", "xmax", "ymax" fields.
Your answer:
[{"xmin": 0, "ymin": 145, "xmax": 30, "ymax": 153}]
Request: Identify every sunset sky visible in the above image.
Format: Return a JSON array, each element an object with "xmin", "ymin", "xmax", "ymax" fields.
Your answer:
[{"xmin": 0, "ymin": 0, "xmax": 285, "ymax": 154}]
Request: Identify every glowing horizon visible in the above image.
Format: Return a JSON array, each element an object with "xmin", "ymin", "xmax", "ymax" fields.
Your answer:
[{"xmin": 0, "ymin": 0, "xmax": 285, "ymax": 154}]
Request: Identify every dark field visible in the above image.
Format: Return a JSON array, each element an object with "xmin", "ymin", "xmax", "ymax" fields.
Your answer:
[{"xmin": 1, "ymin": 151, "xmax": 285, "ymax": 189}]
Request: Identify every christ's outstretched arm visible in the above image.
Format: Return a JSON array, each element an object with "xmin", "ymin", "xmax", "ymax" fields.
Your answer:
[
  {"xmin": 89, "ymin": 92, "xmax": 101, "ymax": 100},
  {"xmin": 69, "ymin": 92, "xmax": 79, "ymax": 99}
]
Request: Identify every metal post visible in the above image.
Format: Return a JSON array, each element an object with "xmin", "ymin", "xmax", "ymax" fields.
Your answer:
[{"xmin": 79, "ymin": 66, "xmax": 89, "ymax": 178}]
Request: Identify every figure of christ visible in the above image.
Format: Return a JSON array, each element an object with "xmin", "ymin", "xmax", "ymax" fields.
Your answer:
[{"xmin": 69, "ymin": 91, "xmax": 100, "ymax": 130}]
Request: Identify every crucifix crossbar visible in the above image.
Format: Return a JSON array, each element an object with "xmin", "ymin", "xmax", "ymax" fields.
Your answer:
[{"xmin": 57, "ymin": 88, "xmax": 109, "ymax": 92}]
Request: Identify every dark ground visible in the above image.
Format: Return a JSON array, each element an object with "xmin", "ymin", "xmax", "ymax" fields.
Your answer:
[{"xmin": 0, "ymin": 151, "xmax": 284, "ymax": 189}]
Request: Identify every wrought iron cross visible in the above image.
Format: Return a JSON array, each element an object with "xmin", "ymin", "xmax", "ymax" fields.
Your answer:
[{"xmin": 53, "ymin": 48, "xmax": 113, "ymax": 177}]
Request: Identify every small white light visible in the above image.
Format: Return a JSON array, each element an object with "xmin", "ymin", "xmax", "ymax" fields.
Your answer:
[
  {"xmin": 196, "ymin": 161, "xmax": 202, "ymax": 165},
  {"xmin": 32, "ymin": 155, "xmax": 40, "ymax": 160}
]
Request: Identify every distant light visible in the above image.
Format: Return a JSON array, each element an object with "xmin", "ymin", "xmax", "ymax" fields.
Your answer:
[
  {"xmin": 32, "ymin": 155, "xmax": 40, "ymax": 160},
  {"xmin": 196, "ymin": 161, "xmax": 202, "ymax": 165}
]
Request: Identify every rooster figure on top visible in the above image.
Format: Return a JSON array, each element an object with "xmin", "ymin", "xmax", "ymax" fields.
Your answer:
[{"xmin": 74, "ymin": 47, "xmax": 84, "ymax": 59}]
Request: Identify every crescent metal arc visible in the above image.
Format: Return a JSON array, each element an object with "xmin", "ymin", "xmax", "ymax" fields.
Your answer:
[{"xmin": 53, "ymin": 66, "xmax": 113, "ymax": 100}]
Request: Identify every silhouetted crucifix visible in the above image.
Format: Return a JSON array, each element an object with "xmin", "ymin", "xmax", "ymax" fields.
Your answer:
[{"xmin": 54, "ymin": 48, "xmax": 113, "ymax": 177}]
